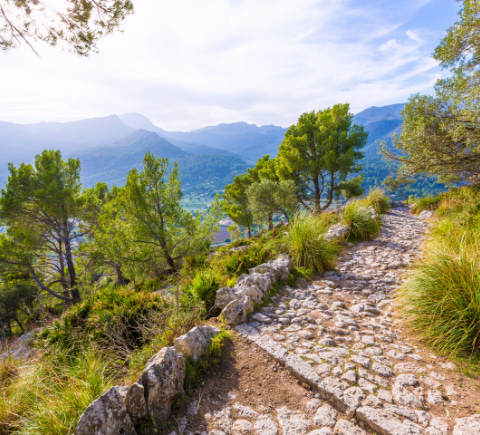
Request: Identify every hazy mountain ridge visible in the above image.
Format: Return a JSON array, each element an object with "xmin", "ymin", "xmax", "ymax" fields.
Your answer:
[{"xmin": 0, "ymin": 104, "xmax": 409, "ymax": 206}]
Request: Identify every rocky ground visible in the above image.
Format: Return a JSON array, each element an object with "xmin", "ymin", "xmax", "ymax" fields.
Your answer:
[{"xmin": 172, "ymin": 207, "xmax": 480, "ymax": 435}]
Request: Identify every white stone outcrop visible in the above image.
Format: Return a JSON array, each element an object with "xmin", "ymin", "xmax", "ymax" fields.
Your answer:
[
  {"xmin": 418, "ymin": 210, "xmax": 433, "ymax": 220},
  {"xmin": 323, "ymin": 224, "xmax": 350, "ymax": 242},
  {"xmin": 215, "ymin": 255, "xmax": 292, "ymax": 325},
  {"xmin": 75, "ymin": 386, "xmax": 136, "ymax": 435},
  {"xmin": 136, "ymin": 347, "xmax": 186, "ymax": 428},
  {"xmin": 174, "ymin": 325, "xmax": 221, "ymax": 362},
  {"xmin": 222, "ymin": 296, "xmax": 254, "ymax": 325}
]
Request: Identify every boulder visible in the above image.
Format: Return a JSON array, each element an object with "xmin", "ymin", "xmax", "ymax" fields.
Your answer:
[
  {"xmin": 324, "ymin": 224, "xmax": 350, "ymax": 242},
  {"xmin": 232, "ymin": 284, "xmax": 264, "ymax": 304},
  {"xmin": 214, "ymin": 286, "xmax": 238, "ymax": 310},
  {"xmin": 75, "ymin": 386, "xmax": 136, "ymax": 435},
  {"xmin": 137, "ymin": 347, "xmax": 186, "ymax": 428},
  {"xmin": 249, "ymin": 256, "xmax": 291, "ymax": 281},
  {"xmin": 418, "ymin": 210, "xmax": 433, "ymax": 220},
  {"xmin": 234, "ymin": 272, "xmax": 273, "ymax": 294},
  {"xmin": 124, "ymin": 381, "xmax": 148, "ymax": 421},
  {"xmin": 222, "ymin": 296, "xmax": 254, "ymax": 325},
  {"xmin": 174, "ymin": 326, "xmax": 221, "ymax": 362},
  {"xmin": 453, "ymin": 415, "xmax": 480, "ymax": 434}
]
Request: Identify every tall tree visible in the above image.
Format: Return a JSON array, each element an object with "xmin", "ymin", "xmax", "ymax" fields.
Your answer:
[
  {"xmin": 247, "ymin": 179, "xmax": 297, "ymax": 226},
  {"xmin": 222, "ymin": 173, "xmax": 255, "ymax": 238},
  {"xmin": 120, "ymin": 152, "xmax": 221, "ymax": 273},
  {"xmin": 277, "ymin": 104, "xmax": 367, "ymax": 213},
  {"xmin": 1, "ymin": 0, "xmax": 134, "ymax": 55},
  {"xmin": 381, "ymin": 0, "xmax": 480, "ymax": 185},
  {"xmin": 0, "ymin": 150, "xmax": 87, "ymax": 303}
]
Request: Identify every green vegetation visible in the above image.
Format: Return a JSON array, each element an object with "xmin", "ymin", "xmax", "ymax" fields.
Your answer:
[
  {"xmin": 362, "ymin": 187, "xmax": 390, "ymax": 214},
  {"xmin": 277, "ymin": 104, "xmax": 367, "ymax": 213},
  {"xmin": 410, "ymin": 194, "xmax": 443, "ymax": 215},
  {"xmin": 381, "ymin": 0, "xmax": 480, "ymax": 187},
  {"xmin": 341, "ymin": 198, "xmax": 381, "ymax": 242},
  {"xmin": 0, "ymin": 102, "xmax": 386, "ymax": 433},
  {"xmin": 0, "ymin": 348, "xmax": 115, "ymax": 435},
  {"xmin": 399, "ymin": 187, "xmax": 480, "ymax": 358},
  {"xmin": 284, "ymin": 213, "xmax": 340, "ymax": 273}
]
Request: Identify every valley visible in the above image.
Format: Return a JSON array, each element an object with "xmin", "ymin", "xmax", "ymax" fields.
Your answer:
[{"xmin": 0, "ymin": 103, "xmax": 445, "ymax": 213}]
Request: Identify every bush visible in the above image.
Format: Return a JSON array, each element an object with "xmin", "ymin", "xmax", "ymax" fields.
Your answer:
[
  {"xmin": 411, "ymin": 194, "xmax": 443, "ymax": 214},
  {"xmin": 363, "ymin": 188, "xmax": 390, "ymax": 214},
  {"xmin": 184, "ymin": 270, "xmax": 220, "ymax": 310},
  {"xmin": 341, "ymin": 200, "xmax": 380, "ymax": 241},
  {"xmin": 39, "ymin": 286, "xmax": 203, "ymax": 359},
  {"xmin": 398, "ymin": 235, "xmax": 480, "ymax": 357},
  {"xmin": 284, "ymin": 213, "xmax": 340, "ymax": 273}
]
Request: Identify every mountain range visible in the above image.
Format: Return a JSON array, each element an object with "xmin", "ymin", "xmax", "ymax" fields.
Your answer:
[{"xmin": 0, "ymin": 103, "xmax": 409, "ymax": 209}]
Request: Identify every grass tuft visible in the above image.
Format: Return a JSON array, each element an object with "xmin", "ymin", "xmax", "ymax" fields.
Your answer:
[
  {"xmin": 363, "ymin": 188, "xmax": 390, "ymax": 214},
  {"xmin": 284, "ymin": 213, "xmax": 340, "ymax": 273},
  {"xmin": 398, "ymin": 234, "xmax": 480, "ymax": 357},
  {"xmin": 341, "ymin": 200, "xmax": 380, "ymax": 241}
]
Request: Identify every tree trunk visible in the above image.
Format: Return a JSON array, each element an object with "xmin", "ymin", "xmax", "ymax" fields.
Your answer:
[
  {"xmin": 247, "ymin": 226, "xmax": 252, "ymax": 238},
  {"xmin": 14, "ymin": 318, "xmax": 24, "ymax": 334},
  {"xmin": 268, "ymin": 214, "xmax": 273, "ymax": 230},
  {"xmin": 115, "ymin": 264, "xmax": 126, "ymax": 286},
  {"xmin": 320, "ymin": 172, "xmax": 335, "ymax": 212},
  {"xmin": 313, "ymin": 176, "xmax": 321, "ymax": 213},
  {"xmin": 64, "ymin": 236, "xmax": 80, "ymax": 302}
]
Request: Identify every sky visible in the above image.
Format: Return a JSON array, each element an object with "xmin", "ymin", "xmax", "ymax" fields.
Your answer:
[{"xmin": 0, "ymin": 0, "xmax": 460, "ymax": 131}]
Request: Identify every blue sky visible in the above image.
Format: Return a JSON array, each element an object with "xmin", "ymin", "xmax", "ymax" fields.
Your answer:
[{"xmin": 0, "ymin": 0, "xmax": 460, "ymax": 130}]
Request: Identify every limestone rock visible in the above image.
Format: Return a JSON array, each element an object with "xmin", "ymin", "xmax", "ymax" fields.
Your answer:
[
  {"xmin": 418, "ymin": 210, "xmax": 433, "ymax": 220},
  {"xmin": 356, "ymin": 406, "xmax": 423, "ymax": 435},
  {"xmin": 138, "ymin": 347, "xmax": 186, "ymax": 428},
  {"xmin": 334, "ymin": 419, "xmax": 366, "ymax": 435},
  {"xmin": 124, "ymin": 381, "xmax": 147, "ymax": 420},
  {"xmin": 313, "ymin": 404, "xmax": 337, "ymax": 427},
  {"xmin": 392, "ymin": 382, "xmax": 424, "ymax": 408},
  {"xmin": 215, "ymin": 286, "xmax": 237, "ymax": 310},
  {"xmin": 75, "ymin": 386, "xmax": 136, "ymax": 435},
  {"xmin": 174, "ymin": 325, "xmax": 221, "ymax": 362},
  {"xmin": 232, "ymin": 419, "xmax": 253, "ymax": 435},
  {"xmin": 453, "ymin": 415, "xmax": 480, "ymax": 434},
  {"xmin": 254, "ymin": 415, "xmax": 278, "ymax": 435},
  {"xmin": 324, "ymin": 224, "xmax": 350, "ymax": 242},
  {"xmin": 222, "ymin": 296, "xmax": 254, "ymax": 325}
]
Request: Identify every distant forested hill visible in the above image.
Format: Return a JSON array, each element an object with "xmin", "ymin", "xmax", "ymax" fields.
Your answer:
[{"xmin": 0, "ymin": 104, "xmax": 447, "ymax": 207}]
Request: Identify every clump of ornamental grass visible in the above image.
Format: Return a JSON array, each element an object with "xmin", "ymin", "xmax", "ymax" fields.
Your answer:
[
  {"xmin": 0, "ymin": 348, "xmax": 115, "ymax": 435},
  {"xmin": 411, "ymin": 194, "xmax": 443, "ymax": 215},
  {"xmin": 363, "ymin": 187, "xmax": 390, "ymax": 214},
  {"xmin": 398, "ymin": 234, "xmax": 480, "ymax": 357},
  {"xmin": 341, "ymin": 200, "xmax": 380, "ymax": 241},
  {"xmin": 284, "ymin": 212, "xmax": 340, "ymax": 273}
]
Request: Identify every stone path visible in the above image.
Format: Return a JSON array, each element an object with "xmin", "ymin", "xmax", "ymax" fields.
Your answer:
[{"xmin": 183, "ymin": 208, "xmax": 480, "ymax": 435}]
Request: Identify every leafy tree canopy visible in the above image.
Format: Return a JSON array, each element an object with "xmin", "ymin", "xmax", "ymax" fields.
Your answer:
[
  {"xmin": 381, "ymin": 0, "xmax": 480, "ymax": 186},
  {"xmin": 276, "ymin": 103, "xmax": 367, "ymax": 213},
  {"xmin": 0, "ymin": 0, "xmax": 134, "ymax": 55}
]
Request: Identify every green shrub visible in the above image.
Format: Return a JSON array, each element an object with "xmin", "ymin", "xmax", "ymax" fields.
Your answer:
[
  {"xmin": 284, "ymin": 213, "xmax": 339, "ymax": 273},
  {"xmin": 341, "ymin": 200, "xmax": 380, "ymax": 241},
  {"xmin": 411, "ymin": 194, "xmax": 443, "ymax": 214},
  {"xmin": 398, "ymin": 235, "xmax": 480, "ymax": 357},
  {"xmin": 39, "ymin": 286, "xmax": 203, "ymax": 359},
  {"xmin": 363, "ymin": 188, "xmax": 390, "ymax": 214},
  {"xmin": 184, "ymin": 270, "xmax": 220, "ymax": 310}
]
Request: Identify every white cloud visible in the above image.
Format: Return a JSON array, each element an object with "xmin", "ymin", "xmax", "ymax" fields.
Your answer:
[{"xmin": 0, "ymin": 0, "xmax": 452, "ymax": 130}]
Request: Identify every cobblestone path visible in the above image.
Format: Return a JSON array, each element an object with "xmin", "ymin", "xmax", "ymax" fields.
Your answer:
[{"xmin": 189, "ymin": 207, "xmax": 480, "ymax": 435}]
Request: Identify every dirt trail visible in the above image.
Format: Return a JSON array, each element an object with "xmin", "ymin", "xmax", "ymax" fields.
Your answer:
[{"xmin": 173, "ymin": 207, "xmax": 480, "ymax": 435}]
